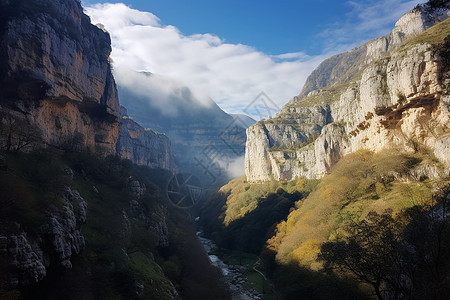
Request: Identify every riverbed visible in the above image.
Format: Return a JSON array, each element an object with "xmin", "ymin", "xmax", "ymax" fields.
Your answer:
[{"xmin": 196, "ymin": 232, "xmax": 263, "ymax": 300}]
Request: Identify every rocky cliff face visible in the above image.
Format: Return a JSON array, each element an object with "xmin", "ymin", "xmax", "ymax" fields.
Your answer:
[
  {"xmin": 0, "ymin": 0, "xmax": 120, "ymax": 154},
  {"xmin": 126, "ymin": 177, "xmax": 170, "ymax": 248},
  {"xmin": 117, "ymin": 106, "xmax": 177, "ymax": 173},
  {"xmin": 0, "ymin": 186, "xmax": 87, "ymax": 290},
  {"xmin": 246, "ymin": 5, "xmax": 450, "ymax": 182},
  {"xmin": 0, "ymin": 152, "xmax": 180, "ymax": 298}
]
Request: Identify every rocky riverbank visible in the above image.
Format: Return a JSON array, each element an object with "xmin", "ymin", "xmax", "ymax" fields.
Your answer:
[{"xmin": 196, "ymin": 231, "xmax": 263, "ymax": 300}]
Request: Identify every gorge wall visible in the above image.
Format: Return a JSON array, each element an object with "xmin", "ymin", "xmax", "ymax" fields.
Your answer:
[
  {"xmin": 0, "ymin": 0, "xmax": 120, "ymax": 154},
  {"xmin": 245, "ymin": 4, "xmax": 450, "ymax": 182},
  {"xmin": 0, "ymin": 0, "xmax": 180, "ymax": 296},
  {"xmin": 0, "ymin": 0, "xmax": 178, "ymax": 171},
  {"xmin": 117, "ymin": 106, "xmax": 177, "ymax": 173},
  {"xmin": 0, "ymin": 186, "xmax": 87, "ymax": 289}
]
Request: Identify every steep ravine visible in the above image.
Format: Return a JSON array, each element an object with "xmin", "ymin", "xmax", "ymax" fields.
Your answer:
[{"xmin": 0, "ymin": 0, "xmax": 214, "ymax": 298}]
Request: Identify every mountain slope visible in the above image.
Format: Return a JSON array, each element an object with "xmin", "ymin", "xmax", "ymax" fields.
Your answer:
[
  {"xmin": 245, "ymin": 4, "xmax": 450, "ymax": 182},
  {"xmin": 0, "ymin": 0, "xmax": 177, "ymax": 173},
  {"xmin": 118, "ymin": 74, "xmax": 250, "ymax": 187},
  {"xmin": 201, "ymin": 3, "xmax": 450, "ymax": 299}
]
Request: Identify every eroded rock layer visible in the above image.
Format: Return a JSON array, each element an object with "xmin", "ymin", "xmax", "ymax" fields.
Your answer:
[
  {"xmin": 117, "ymin": 106, "xmax": 177, "ymax": 173},
  {"xmin": 0, "ymin": 0, "xmax": 120, "ymax": 154},
  {"xmin": 245, "ymin": 5, "xmax": 450, "ymax": 182}
]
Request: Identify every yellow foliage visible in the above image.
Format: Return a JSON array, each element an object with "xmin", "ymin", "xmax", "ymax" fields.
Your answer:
[
  {"xmin": 220, "ymin": 176, "xmax": 308, "ymax": 225},
  {"xmin": 266, "ymin": 221, "xmax": 287, "ymax": 252},
  {"xmin": 295, "ymin": 178, "xmax": 305, "ymax": 191},
  {"xmin": 292, "ymin": 239, "xmax": 320, "ymax": 261},
  {"xmin": 0, "ymin": 290, "xmax": 22, "ymax": 300},
  {"xmin": 270, "ymin": 149, "xmax": 449, "ymax": 269}
]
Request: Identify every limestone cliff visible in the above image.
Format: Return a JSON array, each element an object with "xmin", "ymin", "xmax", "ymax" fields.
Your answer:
[
  {"xmin": 245, "ymin": 4, "xmax": 450, "ymax": 182},
  {"xmin": 0, "ymin": 0, "xmax": 120, "ymax": 154},
  {"xmin": 117, "ymin": 106, "xmax": 177, "ymax": 173}
]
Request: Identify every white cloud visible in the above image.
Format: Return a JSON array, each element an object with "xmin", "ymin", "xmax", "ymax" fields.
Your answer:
[
  {"xmin": 225, "ymin": 155, "xmax": 246, "ymax": 179},
  {"xmin": 271, "ymin": 52, "xmax": 312, "ymax": 61},
  {"xmin": 85, "ymin": 3, "xmax": 326, "ymax": 117},
  {"xmin": 113, "ymin": 67, "xmax": 214, "ymax": 117},
  {"xmin": 84, "ymin": 1, "xmax": 424, "ymax": 117}
]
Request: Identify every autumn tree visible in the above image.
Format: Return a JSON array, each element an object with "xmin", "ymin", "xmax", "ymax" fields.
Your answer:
[
  {"xmin": 395, "ymin": 186, "xmax": 450, "ymax": 300},
  {"xmin": 319, "ymin": 210, "xmax": 404, "ymax": 300},
  {"xmin": 319, "ymin": 186, "xmax": 450, "ymax": 300}
]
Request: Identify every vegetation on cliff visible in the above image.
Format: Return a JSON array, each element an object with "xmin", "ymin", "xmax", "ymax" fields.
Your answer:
[
  {"xmin": 0, "ymin": 149, "xmax": 229, "ymax": 299},
  {"xmin": 319, "ymin": 194, "xmax": 450, "ymax": 300},
  {"xmin": 268, "ymin": 150, "xmax": 443, "ymax": 268}
]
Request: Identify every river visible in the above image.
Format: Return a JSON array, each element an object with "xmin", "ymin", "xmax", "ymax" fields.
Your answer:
[{"xmin": 196, "ymin": 231, "xmax": 263, "ymax": 300}]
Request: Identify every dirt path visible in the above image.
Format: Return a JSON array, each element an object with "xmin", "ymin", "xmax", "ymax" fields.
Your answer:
[{"xmin": 252, "ymin": 257, "xmax": 267, "ymax": 281}]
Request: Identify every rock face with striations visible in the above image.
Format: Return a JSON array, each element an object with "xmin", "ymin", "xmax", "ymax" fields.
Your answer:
[
  {"xmin": 117, "ymin": 106, "xmax": 177, "ymax": 173},
  {"xmin": 0, "ymin": 0, "xmax": 120, "ymax": 154},
  {"xmin": 245, "ymin": 4, "xmax": 450, "ymax": 182}
]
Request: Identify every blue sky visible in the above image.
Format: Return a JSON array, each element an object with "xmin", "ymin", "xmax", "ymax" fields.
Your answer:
[
  {"xmin": 83, "ymin": 0, "xmax": 364, "ymax": 56},
  {"xmin": 82, "ymin": 0, "xmax": 425, "ymax": 116}
]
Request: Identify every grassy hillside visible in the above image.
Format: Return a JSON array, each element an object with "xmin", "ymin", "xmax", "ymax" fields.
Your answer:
[{"xmin": 268, "ymin": 150, "xmax": 445, "ymax": 270}]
